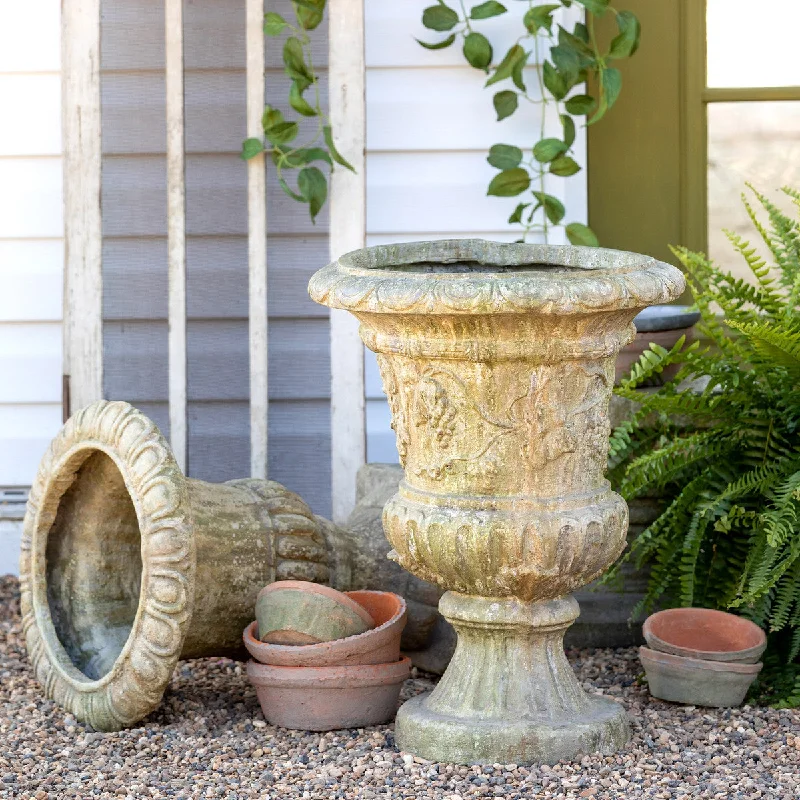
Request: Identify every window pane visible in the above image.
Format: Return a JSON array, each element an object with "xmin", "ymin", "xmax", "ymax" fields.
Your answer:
[
  {"xmin": 707, "ymin": 0, "xmax": 800, "ymax": 88},
  {"xmin": 708, "ymin": 101, "xmax": 800, "ymax": 282}
]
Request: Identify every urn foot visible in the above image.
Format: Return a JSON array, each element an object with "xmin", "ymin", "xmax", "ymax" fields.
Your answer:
[{"xmin": 394, "ymin": 592, "xmax": 630, "ymax": 764}]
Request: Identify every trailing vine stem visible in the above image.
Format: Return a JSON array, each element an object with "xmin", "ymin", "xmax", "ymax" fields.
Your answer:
[
  {"xmin": 418, "ymin": 0, "xmax": 641, "ymax": 245},
  {"xmin": 240, "ymin": 0, "xmax": 353, "ymax": 223}
]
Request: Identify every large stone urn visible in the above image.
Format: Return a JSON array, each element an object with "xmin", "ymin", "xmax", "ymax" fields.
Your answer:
[
  {"xmin": 309, "ymin": 240, "xmax": 684, "ymax": 764},
  {"xmin": 20, "ymin": 400, "xmax": 351, "ymax": 731}
]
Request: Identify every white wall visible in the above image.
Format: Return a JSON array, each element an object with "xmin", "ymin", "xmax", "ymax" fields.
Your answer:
[
  {"xmin": 363, "ymin": 0, "xmax": 587, "ymax": 461},
  {"xmin": 0, "ymin": 2, "xmax": 64, "ymax": 488},
  {"xmin": 0, "ymin": 2, "xmax": 63, "ymax": 573}
]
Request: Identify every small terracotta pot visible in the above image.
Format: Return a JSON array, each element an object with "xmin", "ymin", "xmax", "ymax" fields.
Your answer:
[
  {"xmin": 256, "ymin": 580, "xmax": 375, "ymax": 645},
  {"xmin": 639, "ymin": 647, "xmax": 762, "ymax": 708},
  {"xmin": 244, "ymin": 590, "xmax": 407, "ymax": 666},
  {"xmin": 643, "ymin": 607, "xmax": 766, "ymax": 664},
  {"xmin": 247, "ymin": 656, "xmax": 412, "ymax": 731}
]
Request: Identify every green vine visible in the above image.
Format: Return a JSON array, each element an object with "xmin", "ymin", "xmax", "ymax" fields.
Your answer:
[
  {"xmin": 418, "ymin": 0, "xmax": 640, "ymax": 244},
  {"xmin": 241, "ymin": 0, "xmax": 353, "ymax": 223}
]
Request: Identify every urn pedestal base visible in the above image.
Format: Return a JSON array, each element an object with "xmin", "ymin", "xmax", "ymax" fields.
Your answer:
[{"xmin": 394, "ymin": 593, "xmax": 630, "ymax": 764}]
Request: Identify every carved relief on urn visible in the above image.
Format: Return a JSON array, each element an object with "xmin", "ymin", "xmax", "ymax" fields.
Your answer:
[{"xmin": 310, "ymin": 240, "xmax": 684, "ymax": 764}]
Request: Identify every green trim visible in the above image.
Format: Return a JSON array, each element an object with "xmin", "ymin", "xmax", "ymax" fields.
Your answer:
[
  {"xmin": 679, "ymin": 0, "xmax": 707, "ymax": 259},
  {"xmin": 704, "ymin": 86, "xmax": 800, "ymax": 103}
]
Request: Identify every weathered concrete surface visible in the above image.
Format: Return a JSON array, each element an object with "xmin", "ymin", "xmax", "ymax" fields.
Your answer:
[
  {"xmin": 310, "ymin": 239, "xmax": 684, "ymax": 764},
  {"xmin": 346, "ymin": 455, "xmax": 661, "ymax": 673},
  {"xmin": 21, "ymin": 400, "xmax": 351, "ymax": 731}
]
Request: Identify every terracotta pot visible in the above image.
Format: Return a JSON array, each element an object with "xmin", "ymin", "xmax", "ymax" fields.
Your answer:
[
  {"xmin": 643, "ymin": 607, "xmax": 766, "ymax": 664},
  {"xmin": 247, "ymin": 656, "xmax": 412, "ymax": 731},
  {"xmin": 244, "ymin": 590, "xmax": 406, "ymax": 666},
  {"xmin": 639, "ymin": 647, "xmax": 762, "ymax": 708},
  {"xmin": 256, "ymin": 581, "xmax": 374, "ymax": 645}
]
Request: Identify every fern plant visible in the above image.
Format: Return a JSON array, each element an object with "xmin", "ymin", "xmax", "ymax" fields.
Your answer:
[{"xmin": 607, "ymin": 185, "xmax": 800, "ymax": 706}]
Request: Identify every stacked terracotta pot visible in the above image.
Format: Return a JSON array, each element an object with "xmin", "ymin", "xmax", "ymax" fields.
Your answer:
[
  {"xmin": 639, "ymin": 608, "xmax": 766, "ymax": 707},
  {"xmin": 244, "ymin": 581, "xmax": 411, "ymax": 730}
]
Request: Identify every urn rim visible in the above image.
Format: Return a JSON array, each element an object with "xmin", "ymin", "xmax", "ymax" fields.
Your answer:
[
  {"xmin": 308, "ymin": 239, "xmax": 685, "ymax": 315},
  {"xmin": 20, "ymin": 400, "xmax": 195, "ymax": 731}
]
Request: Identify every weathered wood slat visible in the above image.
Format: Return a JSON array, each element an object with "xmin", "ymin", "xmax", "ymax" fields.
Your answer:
[
  {"xmin": 165, "ymin": 0, "xmax": 188, "ymax": 471},
  {"xmin": 247, "ymin": 0, "xmax": 268, "ymax": 479},
  {"xmin": 100, "ymin": 70, "xmax": 328, "ymax": 155},
  {"xmin": 103, "ymin": 318, "xmax": 331, "ymax": 402},
  {"xmin": 102, "ymin": 235, "xmax": 329, "ymax": 320},
  {"xmin": 63, "ymin": 0, "xmax": 103, "ymax": 413},
  {"xmin": 101, "ymin": 154, "xmax": 328, "ymax": 236},
  {"xmin": 328, "ymin": 0, "xmax": 367, "ymax": 522},
  {"xmin": 134, "ymin": 399, "xmax": 332, "ymax": 517},
  {"xmin": 101, "ymin": 0, "xmax": 328, "ymax": 71}
]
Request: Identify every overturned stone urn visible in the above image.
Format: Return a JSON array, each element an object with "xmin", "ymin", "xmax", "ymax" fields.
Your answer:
[
  {"xmin": 20, "ymin": 400, "xmax": 350, "ymax": 731},
  {"xmin": 309, "ymin": 239, "xmax": 684, "ymax": 764}
]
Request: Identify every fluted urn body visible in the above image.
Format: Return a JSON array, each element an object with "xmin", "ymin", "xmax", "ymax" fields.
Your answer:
[{"xmin": 309, "ymin": 240, "xmax": 684, "ymax": 764}]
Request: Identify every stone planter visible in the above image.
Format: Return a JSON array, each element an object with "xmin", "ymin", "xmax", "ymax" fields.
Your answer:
[
  {"xmin": 20, "ymin": 400, "xmax": 351, "ymax": 731},
  {"xmin": 309, "ymin": 239, "xmax": 684, "ymax": 764}
]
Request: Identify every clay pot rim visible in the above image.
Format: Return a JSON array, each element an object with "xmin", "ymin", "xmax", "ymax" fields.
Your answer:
[
  {"xmin": 643, "ymin": 608, "xmax": 766, "ymax": 662},
  {"xmin": 639, "ymin": 647, "xmax": 763, "ymax": 675},
  {"xmin": 246, "ymin": 655, "xmax": 412, "ymax": 689},
  {"xmin": 20, "ymin": 400, "xmax": 193, "ymax": 729},
  {"xmin": 244, "ymin": 590, "xmax": 406, "ymax": 666},
  {"xmin": 257, "ymin": 580, "xmax": 375, "ymax": 631}
]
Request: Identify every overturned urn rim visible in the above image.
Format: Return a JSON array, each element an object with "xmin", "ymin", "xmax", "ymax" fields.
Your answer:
[{"xmin": 20, "ymin": 401, "xmax": 195, "ymax": 731}]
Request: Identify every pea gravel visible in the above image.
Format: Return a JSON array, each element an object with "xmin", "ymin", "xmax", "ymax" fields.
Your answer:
[{"xmin": 1, "ymin": 577, "xmax": 799, "ymax": 799}]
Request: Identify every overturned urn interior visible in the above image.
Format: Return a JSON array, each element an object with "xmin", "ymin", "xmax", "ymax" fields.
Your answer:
[
  {"xmin": 46, "ymin": 450, "xmax": 143, "ymax": 681},
  {"xmin": 21, "ymin": 401, "xmax": 349, "ymax": 731}
]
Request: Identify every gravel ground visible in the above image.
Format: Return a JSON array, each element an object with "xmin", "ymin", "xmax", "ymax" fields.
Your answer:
[{"xmin": 1, "ymin": 575, "xmax": 799, "ymax": 800}]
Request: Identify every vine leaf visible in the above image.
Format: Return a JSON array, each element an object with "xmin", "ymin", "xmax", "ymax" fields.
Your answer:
[
  {"xmin": 609, "ymin": 10, "xmax": 641, "ymax": 59},
  {"xmin": 485, "ymin": 45, "xmax": 526, "ymax": 87},
  {"xmin": 263, "ymin": 12, "xmax": 288, "ymax": 36},
  {"xmin": 493, "ymin": 90, "xmax": 518, "ymax": 121},
  {"xmin": 532, "ymin": 191, "xmax": 565, "ymax": 224},
  {"xmin": 293, "ymin": 0, "xmax": 325, "ymax": 30},
  {"xmin": 463, "ymin": 32, "xmax": 493, "ymax": 71},
  {"xmin": 565, "ymin": 93, "xmax": 596, "ymax": 115},
  {"xmin": 561, "ymin": 114, "xmax": 576, "ymax": 148},
  {"xmin": 417, "ymin": 34, "xmax": 457, "ymax": 50},
  {"xmin": 422, "ymin": 4, "xmax": 460, "ymax": 31},
  {"xmin": 265, "ymin": 121, "xmax": 299, "ymax": 146},
  {"xmin": 298, "ymin": 166, "xmax": 328, "ymax": 221},
  {"xmin": 523, "ymin": 4, "xmax": 560, "ymax": 34},
  {"xmin": 283, "ymin": 37, "xmax": 314, "ymax": 88},
  {"xmin": 550, "ymin": 155, "xmax": 580, "ymax": 176},
  {"xmin": 487, "ymin": 144, "xmax": 523, "ymax": 170},
  {"xmin": 323, "ymin": 125, "xmax": 355, "ymax": 172},
  {"xmin": 542, "ymin": 61, "xmax": 567, "ymax": 100},
  {"xmin": 575, "ymin": 0, "xmax": 609, "ymax": 16},
  {"xmin": 508, "ymin": 202, "xmax": 531, "ymax": 224},
  {"xmin": 240, "ymin": 138, "xmax": 264, "ymax": 161},
  {"xmin": 273, "ymin": 146, "xmax": 332, "ymax": 168},
  {"xmin": 289, "ymin": 82, "xmax": 317, "ymax": 117},
  {"xmin": 278, "ymin": 175, "xmax": 304, "ymax": 202},
  {"xmin": 565, "ymin": 222, "xmax": 599, "ymax": 246},
  {"xmin": 487, "ymin": 168, "xmax": 531, "ymax": 197},
  {"xmin": 470, "ymin": 0, "xmax": 507, "ymax": 19},
  {"xmin": 533, "ymin": 138, "xmax": 567, "ymax": 164}
]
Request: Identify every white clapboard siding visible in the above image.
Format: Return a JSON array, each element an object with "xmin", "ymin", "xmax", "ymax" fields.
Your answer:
[
  {"xmin": 363, "ymin": 0, "xmax": 587, "ymax": 463},
  {"xmin": 0, "ymin": 2, "xmax": 64, "ymax": 514}
]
